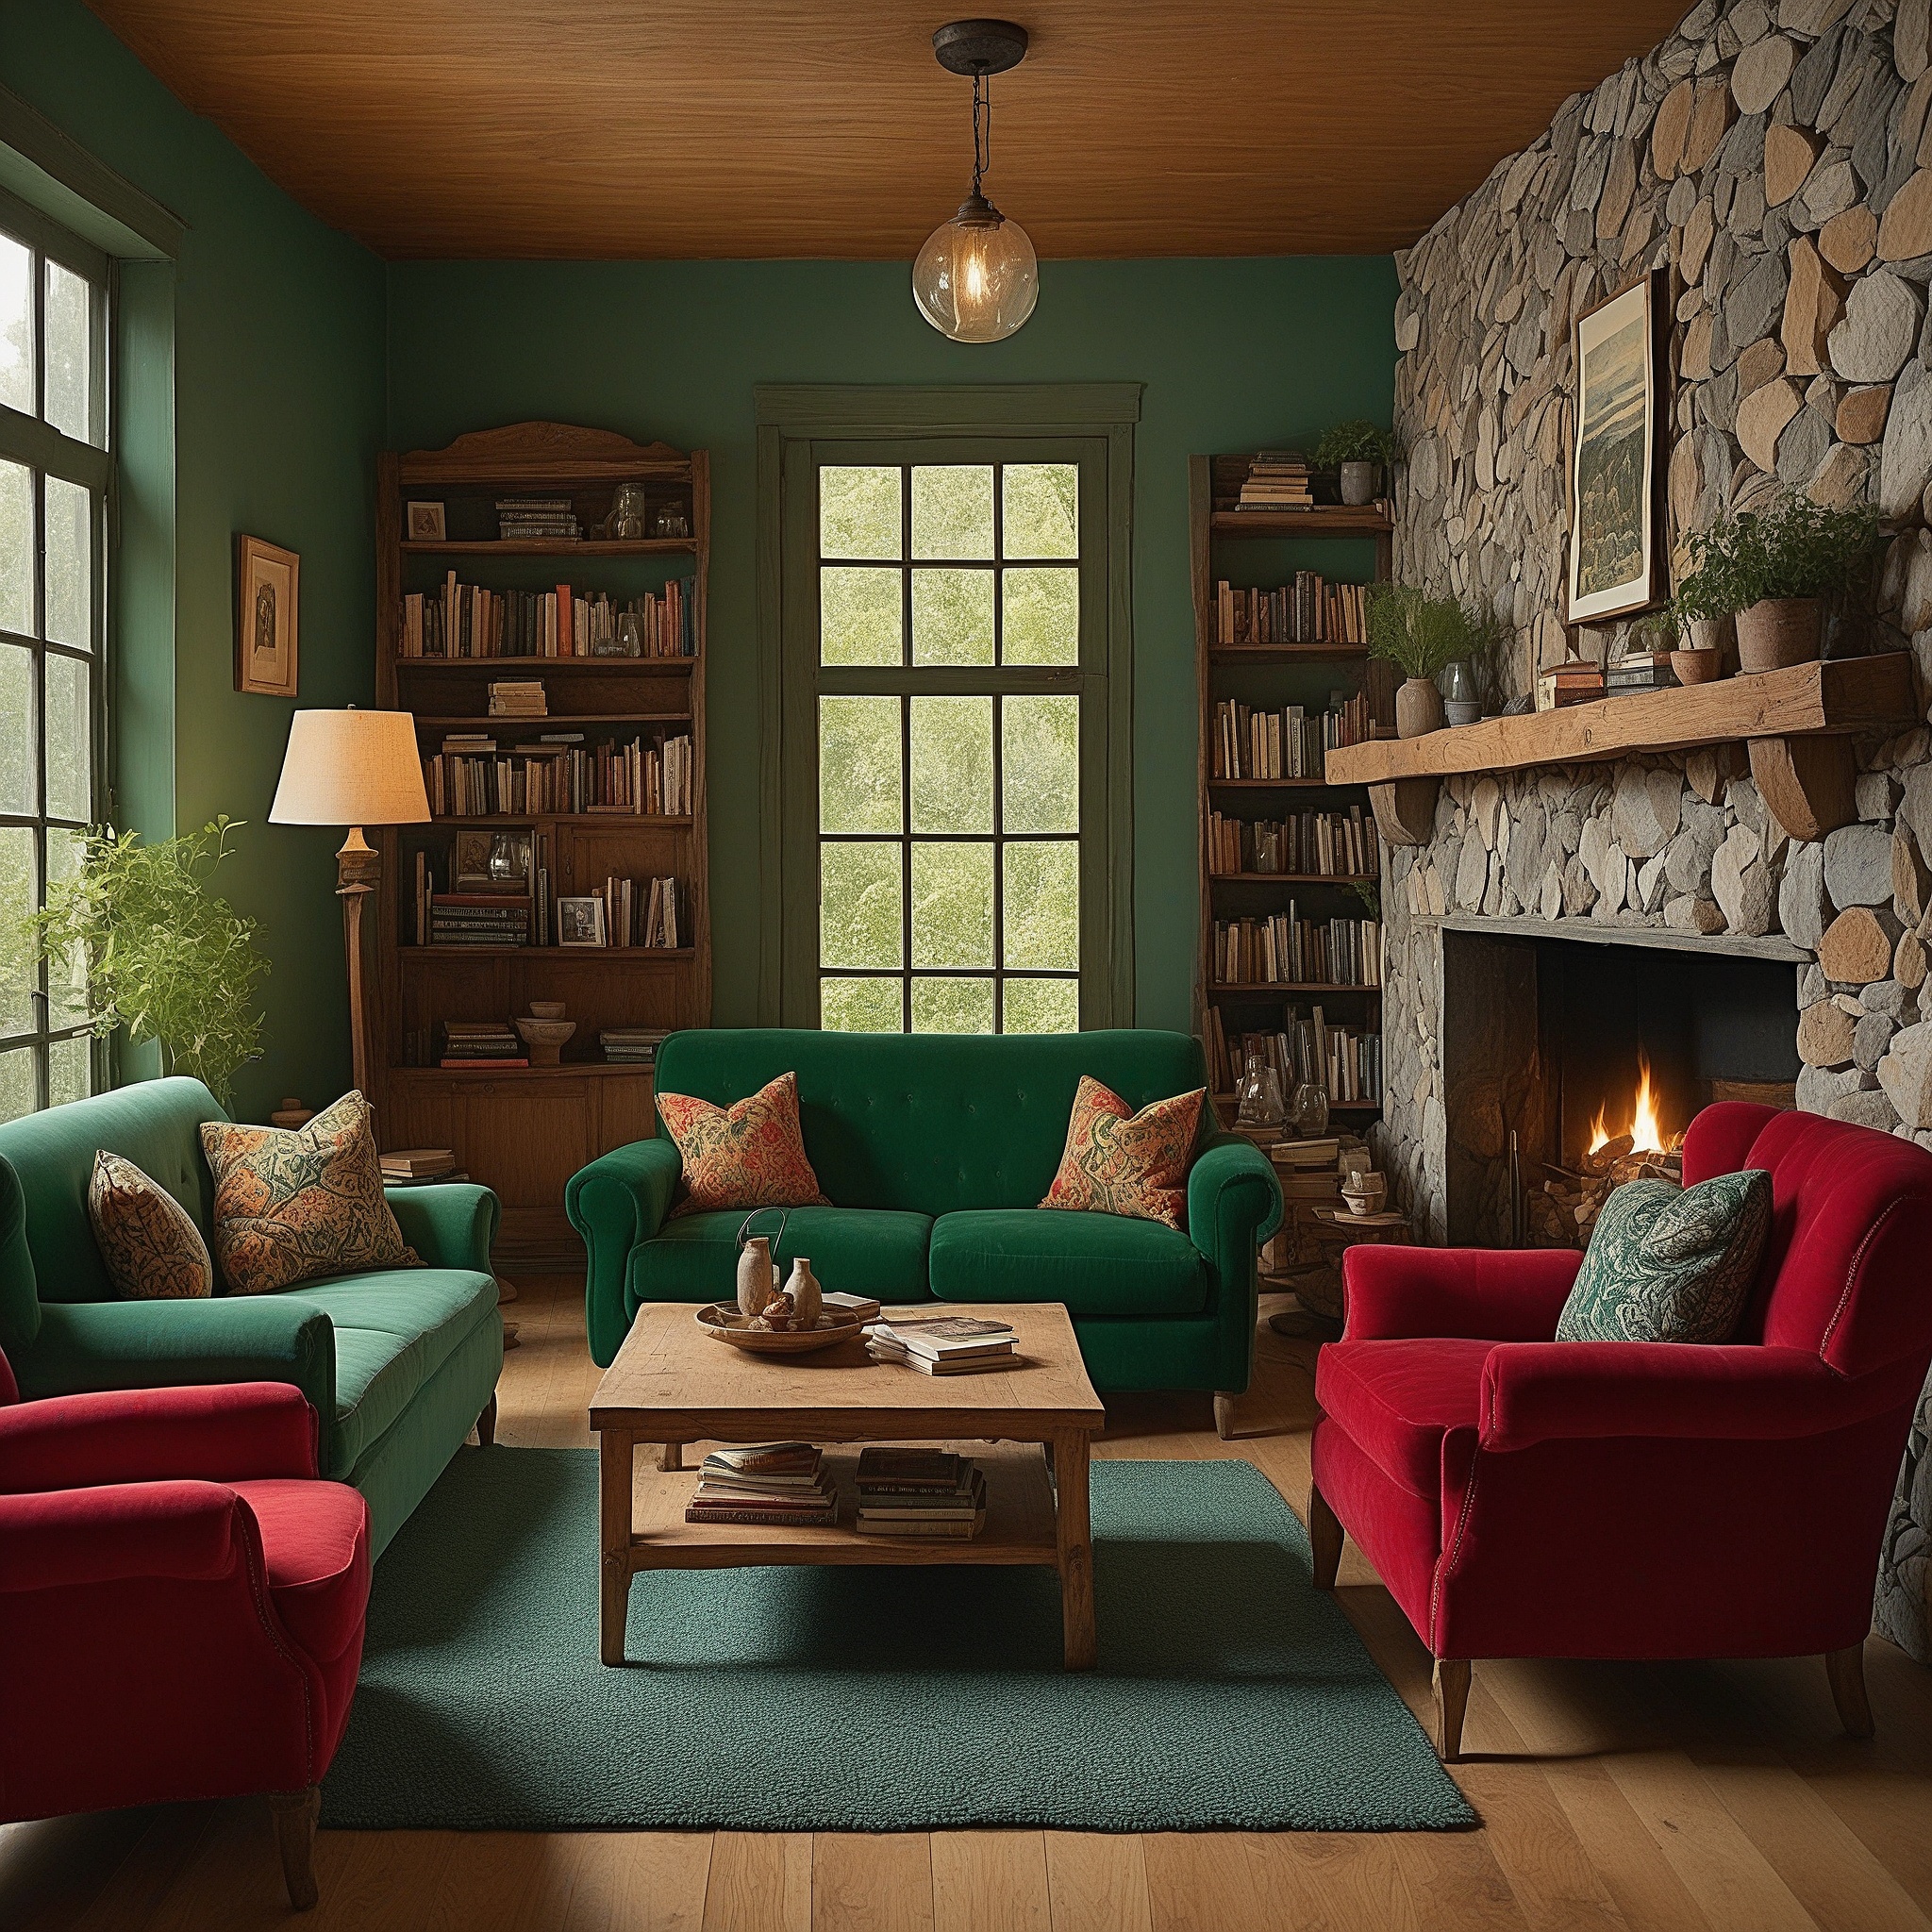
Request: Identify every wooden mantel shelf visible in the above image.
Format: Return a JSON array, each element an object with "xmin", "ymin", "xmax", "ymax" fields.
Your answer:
[{"xmin": 1325, "ymin": 655, "xmax": 1917, "ymax": 847}]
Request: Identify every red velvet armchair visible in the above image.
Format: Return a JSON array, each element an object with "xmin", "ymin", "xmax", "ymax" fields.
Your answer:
[
  {"xmin": 1308, "ymin": 1103, "xmax": 1932, "ymax": 1761},
  {"xmin": 0, "ymin": 1358, "xmax": 371, "ymax": 1908}
]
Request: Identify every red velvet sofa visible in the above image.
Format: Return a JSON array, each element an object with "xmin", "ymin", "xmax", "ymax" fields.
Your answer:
[
  {"xmin": 1309, "ymin": 1102, "xmax": 1932, "ymax": 1760},
  {"xmin": 0, "ymin": 1354, "xmax": 370, "ymax": 1908}
]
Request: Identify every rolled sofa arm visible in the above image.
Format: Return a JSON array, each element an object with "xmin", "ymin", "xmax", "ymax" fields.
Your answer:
[
  {"xmin": 0, "ymin": 1480, "xmax": 246, "ymax": 1591},
  {"xmin": 386, "ymin": 1182, "xmax": 499, "ymax": 1274},
  {"xmin": 1188, "ymin": 1133, "xmax": 1284, "ymax": 1396},
  {"xmin": 1342, "ymin": 1243, "xmax": 1582, "ymax": 1343},
  {"xmin": 567, "ymin": 1138, "xmax": 683, "ymax": 1367}
]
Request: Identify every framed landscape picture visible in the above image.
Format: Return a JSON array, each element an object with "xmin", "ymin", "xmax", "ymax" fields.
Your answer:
[
  {"xmin": 1567, "ymin": 271, "xmax": 1669, "ymax": 625},
  {"xmin": 235, "ymin": 535, "xmax": 300, "ymax": 697}
]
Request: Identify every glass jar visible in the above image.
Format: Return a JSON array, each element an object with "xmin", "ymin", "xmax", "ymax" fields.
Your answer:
[
  {"xmin": 607, "ymin": 484, "xmax": 650, "ymax": 540},
  {"xmin": 1236, "ymin": 1043, "xmax": 1286, "ymax": 1131},
  {"xmin": 1291, "ymin": 1078, "xmax": 1330, "ymax": 1139}
]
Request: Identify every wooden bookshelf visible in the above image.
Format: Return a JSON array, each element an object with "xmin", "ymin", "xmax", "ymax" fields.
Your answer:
[
  {"xmin": 1191, "ymin": 454, "xmax": 1391, "ymax": 1131},
  {"xmin": 369, "ymin": 421, "xmax": 711, "ymax": 1262}
]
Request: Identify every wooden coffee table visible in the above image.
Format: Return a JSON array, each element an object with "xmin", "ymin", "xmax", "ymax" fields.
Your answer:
[{"xmin": 589, "ymin": 1301, "xmax": 1108, "ymax": 1670}]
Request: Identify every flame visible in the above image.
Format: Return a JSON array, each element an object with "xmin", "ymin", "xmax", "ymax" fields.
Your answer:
[{"xmin": 1588, "ymin": 1054, "xmax": 1674, "ymax": 1157}]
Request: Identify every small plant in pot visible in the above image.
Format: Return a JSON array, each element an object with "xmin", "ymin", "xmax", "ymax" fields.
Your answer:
[
  {"xmin": 1314, "ymin": 421, "xmax": 1400, "ymax": 508},
  {"xmin": 1368, "ymin": 584, "xmax": 1493, "ymax": 738},
  {"xmin": 1675, "ymin": 490, "xmax": 1881, "ymax": 674}
]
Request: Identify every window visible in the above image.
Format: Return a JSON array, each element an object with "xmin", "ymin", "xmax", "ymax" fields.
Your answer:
[{"xmin": 0, "ymin": 200, "xmax": 110, "ymax": 1122}]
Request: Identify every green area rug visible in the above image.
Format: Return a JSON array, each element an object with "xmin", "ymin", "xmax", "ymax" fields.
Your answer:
[{"xmin": 320, "ymin": 1448, "xmax": 1474, "ymax": 1833}]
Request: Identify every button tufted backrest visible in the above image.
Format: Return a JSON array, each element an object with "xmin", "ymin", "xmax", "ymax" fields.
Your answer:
[{"xmin": 651, "ymin": 1029, "xmax": 1209, "ymax": 1218}]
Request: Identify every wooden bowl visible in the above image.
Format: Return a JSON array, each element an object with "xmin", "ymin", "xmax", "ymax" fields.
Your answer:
[
  {"xmin": 1671, "ymin": 647, "xmax": 1722, "ymax": 685},
  {"xmin": 694, "ymin": 1303, "xmax": 865, "ymax": 1355},
  {"xmin": 528, "ymin": 1001, "xmax": 567, "ymax": 1021}
]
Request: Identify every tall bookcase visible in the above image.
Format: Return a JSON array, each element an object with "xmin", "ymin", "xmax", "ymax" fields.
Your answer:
[
  {"xmin": 1190, "ymin": 454, "xmax": 1391, "ymax": 1131},
  {"xmin": 368, "ymin": 422, "xmax": 710, "ymax": 1262}
]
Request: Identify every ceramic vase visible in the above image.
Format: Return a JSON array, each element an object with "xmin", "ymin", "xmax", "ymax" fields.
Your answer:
[
  {"xmin": 1395, "ymin": 675, "xmax": 1445, "ymax": 738},
  {"xmin": 1735, "ymin": 596, "xmax": 1822, "ymax": 673},
  {"xmin": 1339, "ymin": 460, "xmax": 1376, "ymax": 507},
  {"xmin": 736, "ymin": 1236, "xmax": 774, "ymax": 1318},
  {"xmin": 784, "ymin": 1257, "xmax": 822, "ymax": 1327}
]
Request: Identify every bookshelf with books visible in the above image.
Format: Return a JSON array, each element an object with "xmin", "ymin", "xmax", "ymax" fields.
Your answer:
[
  {"xmin": 1191, "ymin": 453, "xmax": 1391, "ymax": 1128},
  {"xmin": 370, "ymin": 421, "xmax": 711, "ymax": 1261}
]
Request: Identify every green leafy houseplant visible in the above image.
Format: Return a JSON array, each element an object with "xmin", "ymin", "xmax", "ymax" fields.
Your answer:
[
  {"xmin": 1368, "ymin": 585, "xmax": 1499, "ymax": 737},
  {"xmin": 26, "ymin": 818, "xmax": 269, "ymax": 1107},
  {"xmin": 1313, "ymin": 421, "xmax": 1399, "ymax": 468}
]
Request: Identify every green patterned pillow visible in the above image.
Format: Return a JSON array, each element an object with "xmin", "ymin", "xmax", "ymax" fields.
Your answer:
[{"xmin": 1556, "ymin": 1168, "xmax": 1772, "ymax": 1344}]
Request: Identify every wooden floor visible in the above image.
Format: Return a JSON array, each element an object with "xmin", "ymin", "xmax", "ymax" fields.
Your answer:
[{"xmin": 6, "ymin": 1276, "xmax": 1932, "ymax": 1932}]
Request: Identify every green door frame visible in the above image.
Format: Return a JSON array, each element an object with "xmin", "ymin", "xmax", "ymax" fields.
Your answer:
[{"xmin": 754, "ymin": 384, "xmax": 1141, "ymax": 1031}]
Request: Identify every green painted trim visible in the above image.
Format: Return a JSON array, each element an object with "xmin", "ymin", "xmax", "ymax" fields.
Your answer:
[
  {"xmin": 754, "ymin": 421, "xmax": 785, "ymax": 1025},
  {"xmin": 0, "ymin": 81, "xmax": 182, "ymax": 260},
  {"xmin": 756, "ymin": 383, "xmax": 1144, "ymax": 435}
]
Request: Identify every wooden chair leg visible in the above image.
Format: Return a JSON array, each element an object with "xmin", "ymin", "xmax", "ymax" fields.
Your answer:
[
  {"xmin": 660, "ymin": 1441, "xmax": 684, "ymax": 1472},
  {"xmin": 1212, "ymin": 1391, "xmax": 1238, "ymax": 1441},
  {"xmin": 475, "ymin": 1392, "xmax": 497, "ymax": 1447},
  {"xmin": 268, "ymin": 1786, "xmax": 320, "ymax": 1910},
  {"xmin": 1826, "ymin": 1642, "xmax": 1874, "ymax": 1739},
  {"xmin": 1307, "ymin": 1481, "xmax": 1342, "ymax": 1591},
  {"xmin": 1433, "ymin": 1659, "xmax": 1471, "ymax": 1763}
]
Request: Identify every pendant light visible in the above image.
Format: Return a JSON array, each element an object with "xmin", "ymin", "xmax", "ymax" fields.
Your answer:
[{"xmin": 912, "ymin": 20, "xmax": 1038, "ymax": 343}]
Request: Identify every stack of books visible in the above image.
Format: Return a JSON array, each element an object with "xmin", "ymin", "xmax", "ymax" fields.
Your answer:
[
  {"xmin": 599, "ymin": 1026, "xmax": 671, "ymax": 1065},
  {"xmin": 496, "ymin": 496, "xmax": 580, "ymax": 542},
  {"xmin": 429, "ymin": 894, "xmax": 531, "ymax": 947},
  {"xmin": 379, "ymin": 1148, "xmax": 456, "ymax": 1183},
  {"xmin": 488, "ymin": 679, "xmax": 547, "ymax": 718},
  {"xmin": 863, "ymin": 1314, "xmax": 1017, "ymax": 1375},
  {"xmin": 1606, "ymin": 650, "xmax": 1676, "ymax": 694},
  {"xmin": 1272, "ymin": 1138, "xmax": 1342, "ymax": 1204},
  {"xmin": 1236, "ymin": 451, "xmax": 1314, "ymax": 510},
  {"xmin": 1542, "ymin": 658, "xmax": 1607, "ymax": 708},
  {"xmin": 684, "ymin": 1443, "xmax": 836, "ymax": 1527},
  {"xmin": 854, "ymin": 1448, "xmax": 989, "ymax": 1541},
  {"xmin": 441, "ymin": 1020, "xmax": 526, "ymax": 1070}
]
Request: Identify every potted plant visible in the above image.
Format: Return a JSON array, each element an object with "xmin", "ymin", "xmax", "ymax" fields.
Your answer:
[
  {"xmin": 25, "ymin": 818, "xmax": 268, "ymax": 1107},
  {"xmin": 1314, "ymin": 421, "xmax": 1401, "ymax": 508},
  {"xmin": 1368, "ymin": 584, "xmax": 1492, "ymax": 737},
  {"xmin": 1675, "ymin": 491, "xmax": 1881, "ymax": 674}
]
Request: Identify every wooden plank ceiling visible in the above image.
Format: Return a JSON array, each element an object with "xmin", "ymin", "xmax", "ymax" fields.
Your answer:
[{"xmin": 84, "ymin": 2, "xmax": 1690, "ymax": 259}]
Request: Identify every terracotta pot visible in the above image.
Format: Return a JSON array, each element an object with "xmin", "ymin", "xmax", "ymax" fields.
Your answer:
[
  {"xmin": 1735, "ymin": 596, "xmax": 1823, "ymax": 673},
  {"xmin": 1339, "ymin": 460, "xmax": 1377, "ymax": 507},
  {"xmin": 1395, "ymin": 675, "xmax": 1445, "ymax": 738},
  {"xmin": 1671, "ymin": 647, "xmax": 1723, "ymax": 685}
]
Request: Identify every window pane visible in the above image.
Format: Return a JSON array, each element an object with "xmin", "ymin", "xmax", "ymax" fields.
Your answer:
[
  {"xmin": 0, "ymin": 1045, "xmax": 33, "ymax": 1124},
  {"xmin": 45, "ymin": 827, "xmax": 87, "ymax": 1026},
  {"xmin": 0, "ymin": 826, "xmax": 37, "ymax": 1038},
  {"xmin": 0, "ymin": 641, "xmax": 33, "ymax": 813},
  {"xmin": 820, "ymin": 695, "xmax": 901, "ymax": 834},
  {"xmin": 911, "ymin": 465, "xmax": 992, "ymax": 558},
  {"xmin": 911, "ymin": 842, "xmax": 992, "ymax": 968},
  {"xmin": 1003, "ymin": 464, "xmax": 1077, "ymax": 558},
  {"xmin": 909, "ymin": 695, "xmax": 991, "ymax": 834},
  {"xmin": 1004, "ymin": 841, "xmax": 1079, "ymax": 970},
  {"xmin": 1003, "ymin": 566, "xmax": 1078, "ymax": 665},
  {"xmin": 44, "ymin": 652, "xmax": 90, "ymax": 821},
  {"xmin": 820, "ymin": 467, "xmax": 901, "ymax": 559},
  {"xmin": 910, "ymin": 567, "xmax": 993, "ymax": 666},
  {"xmin": 43, "ymin": 260, "xmax": 91, "ymax": 443},
  {"xmin": 912, "ymin": 976, "xmax": 993, "ymax": 1034},
  {"xmin": 822, "ymin": 976, "xmax": 902, "ymax": 1032},
  {"xmin": 1004, "ymin": 977, "xmax": 1078, "ymax": 1033},
  {"xmin": 820, "ymin": 566, "xmax": 902, "ymax": 666},
  {"xmin": 0, "ymin": 459, "xmax": 29, "ymax": 636},
  {"xmin": 820, "ymin": 841, "xmax": 902, "ymax": 970},
  {"xmin": 48, "ymin": 1032, "xmax": 90, "ymax": 1108},
  {"xmin": 1003, "ymin": 695, "xmax": 1079, "ymax": 832},
  {"xmin": 0, "ymin": 235, "xmax": 30, "ymax": 415},
  {"xmin": 44, "ymin": 476, "xmax": 91, "ymax": 651}
]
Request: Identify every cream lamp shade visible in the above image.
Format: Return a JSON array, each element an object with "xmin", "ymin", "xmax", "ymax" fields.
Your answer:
[{"xmin": 270, "ymin": 708, "xmax": 429, "ymax": 826}]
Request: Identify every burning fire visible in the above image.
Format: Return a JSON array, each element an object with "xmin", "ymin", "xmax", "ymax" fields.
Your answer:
[{"xmin": 1587, "ymin": 1055, "xmax": 1678, "ymax": 1158}]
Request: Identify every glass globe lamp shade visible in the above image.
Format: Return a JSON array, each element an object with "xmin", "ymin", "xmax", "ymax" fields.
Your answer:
[{"xmin": 912, "ymin": 194, "xmax": 1038, "ymax": 343}]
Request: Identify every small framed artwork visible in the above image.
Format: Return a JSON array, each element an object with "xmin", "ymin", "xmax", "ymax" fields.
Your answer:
[
  {"xmin": 407, "ymin": 501, "xmax": 448, "ymax": 541},
  {"xmin": 1567, "ymin": 269, "xmax": 1670, "ymax": 625},
  {"xmin": 556, "ymin": 895, "xmax": 608, "ymax": 947},
  {"xmin": 235, "ymin": 536, "xmax": 299, "ymax": 697},
  {"xmin": 453, "ymin": 829, "xmax": 532, "ymax": 893}
]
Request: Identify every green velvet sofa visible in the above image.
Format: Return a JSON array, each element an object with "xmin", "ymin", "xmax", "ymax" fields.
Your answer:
[
  {"xmin": 0, "ymin": 1076, "xmax": 503, "ymax": 1556},
  {"xmin": 567, "ymin": 1029, "xmax": 1282, "ymax": 1418}
]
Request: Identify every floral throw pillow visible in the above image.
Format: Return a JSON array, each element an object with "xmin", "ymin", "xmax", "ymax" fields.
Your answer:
[
  {"xmin": 199, "ymin": 1091, "xmax": 420, "ymax": 1295},
  {"xmin": 657, "ymin": 1071, "xmax": 827, "ymax": 1215},
  {"xmin": 1039, "ymin": 1075, "xmax": 1206, "ymax": 1231},
  {"xmin": 88, "ymin": 1150, "xmax": 215, "ymax": 1300}
]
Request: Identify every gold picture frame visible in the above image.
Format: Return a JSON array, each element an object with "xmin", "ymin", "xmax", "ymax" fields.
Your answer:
[{"xmin": 235, "ymin": 535, "xmax": 300, "ymax": 697}]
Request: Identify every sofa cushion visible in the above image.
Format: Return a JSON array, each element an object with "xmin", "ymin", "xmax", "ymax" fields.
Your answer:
[
  {"xmin": 87, "ymin": 1151, "xmax": 215, "ymax": 1300},
  {"xmin": 630, "ymin": 1208, "xmax": 934, "ymax": 1307},
  {"xmin": 657, "ymin": 1071, "xmax": 827, "ymax": 1216},
  {"xmin": 928, "ymin": 1209, "xmax": 1209, "ymax": 1317},
  {"xmin": 1314, "ymin": 1338, "xmax": 1491, "ymax": 1499},
  {"xmin": 1039, "ymin": 1076, "xmax": 1205, "ymax": 1230},
  {"xmin": 274, "ymin": 1269, "xmax": 499, "ymax": 1479}
]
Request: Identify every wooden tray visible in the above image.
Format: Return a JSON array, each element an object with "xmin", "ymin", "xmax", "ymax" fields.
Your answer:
[{"xmin": 694, "ymin": 1303, "xmax": 866, "ymax": 1355}]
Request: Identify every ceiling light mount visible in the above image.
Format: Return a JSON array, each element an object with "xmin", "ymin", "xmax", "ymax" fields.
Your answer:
[{"xmin": 931, "ymin": 19, "xmax": 1029, "ymax": 78}]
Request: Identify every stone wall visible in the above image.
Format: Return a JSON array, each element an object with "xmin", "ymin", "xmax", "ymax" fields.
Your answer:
[{"xmin": 1380, "ymin": 0, "xmax": 1932, "ymax": 1662}]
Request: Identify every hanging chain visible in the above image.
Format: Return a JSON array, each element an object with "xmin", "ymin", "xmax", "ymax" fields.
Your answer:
[{"xmin": 972, "ymin": 70, "xmax": 991, "ymax": 198}]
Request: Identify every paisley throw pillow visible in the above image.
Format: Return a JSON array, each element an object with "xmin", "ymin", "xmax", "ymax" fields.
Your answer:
[
  {"xmin": 1039, "ymin": 1074, "xmax": 1206, "ymax": 1231},
  {"xmin": 88, "ymin": 1150, "xmax": 215, "ymax": 1300},
  {"xmin": 200, "ymin": 1091, "xmax": 420, "ymax": 1295},
  {"xmin": 1556, "ymin": 1167, "xmax": 1771, "ymax": 1344},
  {"xmin": 657, "ymin": 1071, "xmax": 827, "ymax": 1215}
]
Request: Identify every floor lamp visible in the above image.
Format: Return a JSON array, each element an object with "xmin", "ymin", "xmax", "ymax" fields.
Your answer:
[{"xmin": 269, "ymin": 708, "xmax": 430, "ymax": 1102}]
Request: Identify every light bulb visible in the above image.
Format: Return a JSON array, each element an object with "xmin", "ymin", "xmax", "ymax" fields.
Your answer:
[{"xmin": 912, "ymin": 194, "xmax": 1038, "ymax": 343}]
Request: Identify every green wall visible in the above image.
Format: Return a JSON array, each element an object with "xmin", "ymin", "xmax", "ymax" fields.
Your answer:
[
  {"xmin": 2, "ymin": 0, "xmax": 387, "ymax": 1121},
  {"xmin": 387, "ymin": 258, "xmax": 1398, "ymax": 1031}
]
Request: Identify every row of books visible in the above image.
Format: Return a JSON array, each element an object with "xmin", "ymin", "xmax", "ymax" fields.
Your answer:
[
  {"xmin": 1209, "ymin": 698, "xmax": 1374, "ymax": 781},
  {"xmin": 862, "ymin": 1313, "xmax": 1017, "ymax": 1376},
  {"xmin": 1207, "ymin": 808, "xmax": 1380, "ymax": 878},
  {"xmin": 1234, "ymin": 450, "xmax": 1312, "ymax": 508},
  {"xmin": 496, "ymin": 494, "xmax": 581, "ymax": 541},
  {"xmin": 441, "ymin": 1020, "xmax": 525, "ymax": 1069},
  {"xmin": 1208, "ymin": 1011, "xmax": 1384, "ymax": 1108},
  {"xmin": 398, "ymin": 575, "xmax": 695, "ymax": 659},
  {"xmin": 1212, "ymin": 911, "xmax": 1383, "ymax": 988},
  {"xmin": 590, "ymin": 875, "xmax": 685, "ymax": 950},
  {"xmin": 1214, "ymin": 576, "xmax": 1371, "ymax": 647},
  {"xmin": 422, "ymin": 732, "xmax": 692, "ymax": 817}
]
